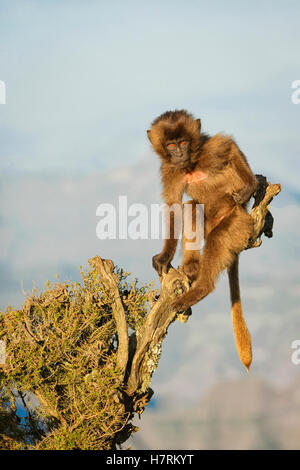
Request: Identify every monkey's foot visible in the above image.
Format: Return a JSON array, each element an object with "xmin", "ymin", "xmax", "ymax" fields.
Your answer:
[
  {"xmin": 171, "ymin": 287, "xmax": 209, "ymax": 312},
  {"xmin": 172, "ymin": 279, "xmax": 186, "ymax": 297},
  {"xmin": 171, "ymin": 297, "xmax": 191, "ymax": 313}
]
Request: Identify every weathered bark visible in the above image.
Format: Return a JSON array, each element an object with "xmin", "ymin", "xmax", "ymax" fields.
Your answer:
[
  {"xmin": 247, "ymin": 174, "xmax": 281, "ymax": 249},
  {"xmin": 89, "ymin": 257, "xmax": 129, "ymax": 379}
]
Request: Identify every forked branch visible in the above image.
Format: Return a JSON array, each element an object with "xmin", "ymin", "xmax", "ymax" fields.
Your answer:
[
  {"xmin": 89, "ymin": 257, "xmax": 129, "ymax": 378},
  {"xmin": 247, "ymin": 174, "xmax": 281, "ymax": 248}
]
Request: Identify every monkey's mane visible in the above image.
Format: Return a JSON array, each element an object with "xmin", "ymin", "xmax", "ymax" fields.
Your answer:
[{"xmin": 151, "ymin": 109, "xmax": 194, "ymax": 126}]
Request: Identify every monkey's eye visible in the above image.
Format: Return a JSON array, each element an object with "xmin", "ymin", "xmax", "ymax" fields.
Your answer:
[
  {"xmin": 167, "ymin": 143, "xmax": 176, "ymax": 149},
  {"xmin": 180, "ymin": 140, "xmax": 187, "ymax": 146}
]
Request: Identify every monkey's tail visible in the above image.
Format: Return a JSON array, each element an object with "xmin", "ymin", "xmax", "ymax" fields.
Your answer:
[{"xmin": 228, "ymin": 256, "xmax": 252, "ymax": 371}]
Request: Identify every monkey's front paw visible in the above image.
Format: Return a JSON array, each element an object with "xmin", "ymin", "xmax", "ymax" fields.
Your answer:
[
  {"xmin": 232, "ymin": 192, "xmax": 243, "ymax": 204},
  {"xmin": 152, "ymin": 253, "xmax": 172, "ymax": 276}
]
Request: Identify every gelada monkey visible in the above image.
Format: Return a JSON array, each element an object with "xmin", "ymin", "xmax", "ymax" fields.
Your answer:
[{"xmin": 147, "ymin": 110, "xmax": 258, "ymax": 370}]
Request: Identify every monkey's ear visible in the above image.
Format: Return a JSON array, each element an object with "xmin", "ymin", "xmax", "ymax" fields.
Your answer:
[
  {"xmin": 147, "ymin": 130, "xmax": 152, "ymax": 142},
  {"xmin": 195, "ymin": 118, "xmax": 201, "ymax": 130}
]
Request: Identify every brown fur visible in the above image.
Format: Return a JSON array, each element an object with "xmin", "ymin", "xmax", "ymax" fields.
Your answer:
[{"xmin": 147, "ymin": 109, "xmax": 258, "ymax": 370}]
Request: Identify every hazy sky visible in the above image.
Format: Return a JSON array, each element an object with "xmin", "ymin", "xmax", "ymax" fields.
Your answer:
[
  {"xmin": 1, "ymin": 0, "xmax": 299, "ymax": 336},
  {"xmin": 0, "ymin": 0, "xmax": 299, "ymax": 187}
]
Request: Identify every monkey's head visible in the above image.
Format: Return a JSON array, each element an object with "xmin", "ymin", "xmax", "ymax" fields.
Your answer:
[{"xmin": 147, "ymin": 109, "xmax": 201, "ymax": 170}]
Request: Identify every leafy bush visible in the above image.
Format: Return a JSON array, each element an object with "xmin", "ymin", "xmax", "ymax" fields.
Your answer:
[{"xmin": 0, "ymin": 263, "xmax": 152, "ymax": 450}]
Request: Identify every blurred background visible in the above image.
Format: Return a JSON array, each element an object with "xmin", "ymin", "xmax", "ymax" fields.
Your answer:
[{"xmin": 0, "ymin": 0, "xmax": 300, "ymax": 449}]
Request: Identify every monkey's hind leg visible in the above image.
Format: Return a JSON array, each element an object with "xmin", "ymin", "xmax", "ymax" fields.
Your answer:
[
  {"xmin": 172, "ymin": 206, "xmax": 253, "ymax": 312},
  {"xmin": 181, "ymin": 200, "xmax": 203, "ymax": 283}
]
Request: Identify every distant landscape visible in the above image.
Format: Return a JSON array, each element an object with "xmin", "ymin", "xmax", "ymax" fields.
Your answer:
[{"xmin": 130, "ymin": 377, "xmax": 300, "ymax": 450}]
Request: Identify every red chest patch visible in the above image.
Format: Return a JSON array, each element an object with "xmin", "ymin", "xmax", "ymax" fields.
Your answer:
[{"xmin": 184, "ymin": 171, "xmax": 208, "ymax": 184}]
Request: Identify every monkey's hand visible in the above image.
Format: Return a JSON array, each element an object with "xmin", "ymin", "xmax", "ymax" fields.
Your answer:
[
  {"xmin": 232, "ymin": 177, "xmax": 259, "ymax": 205},
  {"xmin": 152, "ymin": 252, "xmax": 172, "ymax": 276},
  {"xmin": 232, "ymin": 191, "xmax": 244, "ymax": 204},
  {"xmin": 232, "ymin": 187, "xmax": 254, "ymax": 205}
]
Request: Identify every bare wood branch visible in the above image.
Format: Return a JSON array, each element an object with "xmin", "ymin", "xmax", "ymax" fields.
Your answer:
[
  {"xmin": 126, "ymin": 267, "xmax": 191, "ymax": 396},
  {"xmin": 247, "ymin": 175, "xmax": 282, "ymax": 249},
  {"xmin": 89, "ymin": 256, "xmax": 129, "ymax": 377}
]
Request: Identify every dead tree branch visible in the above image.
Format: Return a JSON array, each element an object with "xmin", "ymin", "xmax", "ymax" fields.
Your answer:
[
  {"xmin": 126, "ymin": 266, "xmax": 191, "ymax": 397},
  {"xmin": 247, "ymin": 174, "xmax": 281, "ymax": 248},
  {"xmin": 89, "ymin": 257, "xmax": 129, "ymax": 378}
]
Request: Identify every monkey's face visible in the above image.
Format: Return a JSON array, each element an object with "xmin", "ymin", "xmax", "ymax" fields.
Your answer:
[
  {"xmin": 165, "ymin": 139, "xmax": 190, "ymax": 169},
  {"xmin": 147, "ymin": 110, "xmax": 201, "ymax": 169}
]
